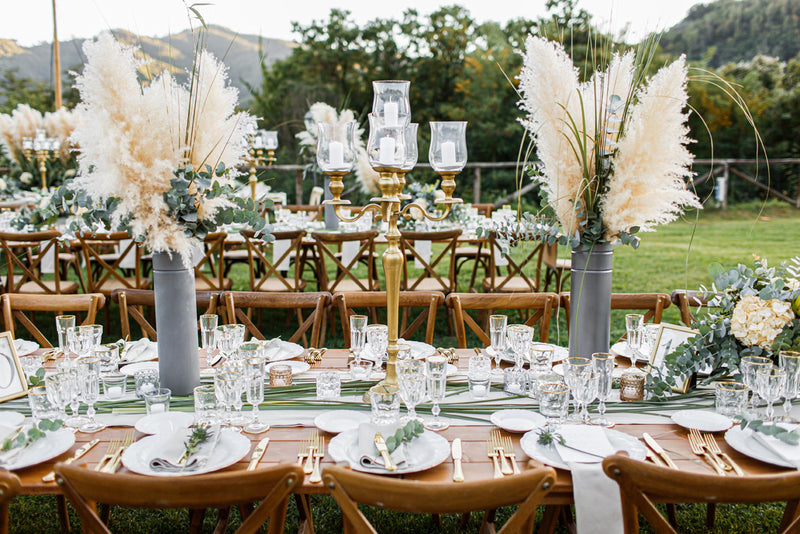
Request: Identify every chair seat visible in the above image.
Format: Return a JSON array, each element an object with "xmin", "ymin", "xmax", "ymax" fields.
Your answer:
[
  {"xmin": 551, "ymin": 259, "xmax": 571, "ymax": 269},
  {"xmin": 224, "ymin": 249, "xmax": 249, "ymax": 261},
  {"xmin": 195, "ymin": 277, "xmax": 233, "ymax": 291},
  {"xmin": 482, "ymin": 276, "xmax": 537, "ymax": 292},
  {"xmin": 18, "ymin": 280, "xmax": 79, "ymax": 294},
  {"xmin": 406, "ymin": 277, "xmax": 453, "ymax": 293},
  {"xmin": 252, "ymin": 279, "xmax": 307, "ymax": 292}
]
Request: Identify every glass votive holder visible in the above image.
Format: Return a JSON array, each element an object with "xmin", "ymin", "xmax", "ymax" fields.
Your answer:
[
  {"xmin": 619, "ymin": 370, "xmax": 646, "ymax": 401},
  {"xmin": 396, "ymin": 342, "xmax": 412, "ymax": 361},
  {"xmin": 269, "ymin": 364, "xmax": 293, "ymax": 387},
  {"xmin": 528, "ymin": 371, "xmax": 562, "ymax": 400},
  {"xmin": 194, "ymin": 385, "xmax": 220, "ymax": 425},
  {"xmin": 101, "ymin": 373, "xmax": 127, "ymax": 400},
  {"xmin": 19, "ymin": 355, "xmax": 40, "ymax": 380},
  {"xmin": 468, "ymin": 355, "xmax": 492, "ymax": 399},
  {"xmin": 349, "ymin": 360, "xmax": 373, "ymax": 380},
  {"xmin": 94, "ymin": 344, "xmax": 120, "ymax": 374},
  {"xmin": 28, "ymin": 385, "xmax": 58, "ymax": 423},
  {"xmin": 538, "ymin": 382, "xmax": 570, "ymax": 423},
  {"xmin": 144, "ymin": 388, "xmax": 171, "ymax": 414},
  {"xmin": 503, "ymin": 366, "xmax": 528, "ymax": 395},
  {"xmin": 529, "ymin": 343, "xmax": 555, "ymax": 375},
  {"xmin": 134, "ymin": 369, "xmax": 159, "ymax": 399},
  {"xmin": 369, "ymin": 384, "xmax": 400, "ymax": 425},
  {"xmin": 316, "ymin": 371, "xmax": 342, "ymax": 400},
  {"xmin": 715, "ymin": 381, "xmax": 749, "ymax": 418}
]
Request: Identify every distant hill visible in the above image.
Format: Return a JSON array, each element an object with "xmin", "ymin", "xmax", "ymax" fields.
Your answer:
[
  {"xmin": 0, "ymin": 25, "xmax": 295, "ymax": 101},
  {"xmin": 660, "ymin": 0, "xmax": 800, "ymax": 67}
]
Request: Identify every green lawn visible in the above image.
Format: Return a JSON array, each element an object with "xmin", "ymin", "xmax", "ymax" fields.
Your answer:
[{"xmin": 7, "ymin": 200, "xmax": 800, "ymax": 533}]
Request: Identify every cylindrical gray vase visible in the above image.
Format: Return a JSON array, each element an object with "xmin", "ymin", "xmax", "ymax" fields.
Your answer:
[
  {"xmin": 323, "ymin": 175, "xmax": 339, "ymax": 230},
  {"xmin": 569, "ymin": 243, "xmax": 614, "ymax": 358},
  {"xmin": 152, "ymin": 251, "xmax": 200, "ymax": 395}
]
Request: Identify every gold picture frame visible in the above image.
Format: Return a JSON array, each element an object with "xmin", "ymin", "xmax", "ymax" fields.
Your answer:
[
  {"xmin": 648, "ymin": 323, "xmax": 699, "ymax": 394},
  {"xmin": 0, "ymin": 331, "xmax": 29, "ymax": 402}
]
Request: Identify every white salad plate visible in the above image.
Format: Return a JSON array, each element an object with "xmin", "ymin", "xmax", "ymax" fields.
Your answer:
[
  {"xmin": 725, "ymin": 425, "xmax": 799, "ymax": 469},
  {"xmin": 315, "ymin": 410, "xmax": 371, "ymax": 434},
  {"xmin": 120, "ymin": 361, "xmax": 159, "ymax": 377},
  {"xmin": 135, "ymin": 412, "xmax": 195, "ymax": 435},
  {"xmin": 0, "ymin": 428, "xmax": 75, "ymax": 471},
  {"xmin": 490, "ymin": 409, "xmax": 546, "ymax": 433},
  {"xmin": 671, "ymin": 410, "xmax": 733, "ymax": 433},
  {"xmin": 610, "ymin": 341, "xmax": 650, "ymax": 362},
  {"xmin": 263, "ymin": 340, "xmax": 305, "ymax": 362}
]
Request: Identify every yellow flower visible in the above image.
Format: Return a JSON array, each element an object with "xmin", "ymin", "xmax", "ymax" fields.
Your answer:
[{"xmin": 730, "ymin": 294, "xmax": 795, "ymax": 350}]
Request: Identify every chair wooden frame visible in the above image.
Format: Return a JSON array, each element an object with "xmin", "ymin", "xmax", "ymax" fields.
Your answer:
[
  {"xmin": 0, "ymin": 469, "xmax": 20, "ymax": 534},
  {"xmin": 54, "ymin": 462, "xmax": 303, "ymax": 534},
  {"xmin": 482, "ymin": 233, "xmax": 543, "ymax": 293},
  {"xmin": 603, "ymin": 453, "xmax": 800, "ymax": 534},
  {"xmin": 77, "ymin": 232, "xmax": 149, "ymax": 295},
  {"xmin": 560, "ymin": 292, "xmax": 671, "ymax": 334},
  {"xmin": 241, "ymin": 229, "xmax": 306, "ymax": 292},
  {"xmin": 312, "ymin": 230, "xmax": 379, "ymax": 293},
  {"xmin": 0, "ymin": 230, "xmax": 79, "ymax": 294},
  {"xmin": 110, "ymin": 289, "xmax": 219, "ymax": 341},
  {"xmin": 221, "ymin": 291, "xmax": 330, "ymax": 348},
  {"xmin": 446, "ymin": 292, "xmax": 559, "ymax": 347},
  {"xmin": 334, "ymin": 291, "xmax": 444, "ymax": 346},
  {"xmin": 323, "ymin": 464, "xmax": 556, "ymax": 534},
  {"xmin": 193, "ymin": 232, "xmax": 231, "ymax": 291},
  {"xmin": 1, "ymin": 293, "xmax": 105, "ymax": 347},
  {"xmin": 670, "ymin": 290, "xmax": 720, "ymax": 328},
  {"xmin": 536, "ymin": 242, "xmax": 571, "ymax": 292},
  {"xmin": 399, "ymin": 229, "xmax": 462, "ymax": 293}
]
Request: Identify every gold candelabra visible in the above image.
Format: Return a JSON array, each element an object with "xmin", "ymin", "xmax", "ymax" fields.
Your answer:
[
  {"xmin": 244, "ymin": 130, "xmax": 279, "ymax": 202},
  {"xmin": 22, "ymin": 132, "xmax": 60, "ymax": 192}
]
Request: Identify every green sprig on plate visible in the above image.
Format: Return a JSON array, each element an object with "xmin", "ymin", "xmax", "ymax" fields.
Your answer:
[
  {"xmin": 536, "ymin": 427, "xmax": 566, "ymax": 446},
  {"xmin": 384, "ymin": 420, "xmax": 424, "ymax": 453},
  {"xmin": 740, "ymin": 417, "xmax": 800, "ymax": 445},
  {"xmin": 1, "ymin": 419, "xmax": 62, "ymax": 452}
]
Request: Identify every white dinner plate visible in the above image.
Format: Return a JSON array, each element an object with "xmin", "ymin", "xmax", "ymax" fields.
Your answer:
[
  {"xmin": 0, "ymin": 428, "xmax": 75, "ymax": 471},
  {"xmin": 490, "ymin": 409, "xmax": 546, "ymax": 433},
  {"xmin": 362, "ymin": 340, "xmax": 436, "ymax": 361},
  {"xmin": 610, "ymin": 341, "xmax": 650, "ymax": 362},
  {"xmin": 671, "ymin": 410, "xmax": 733, "ymax": 433},
  {"xmin": 487, "ymin": 345, "xmax": 569, "ymax": 364},
  {"xmin": 0, "ymin": 411, "xmax": 25, "ymax": 428},
  {"xmin": 120, "ymin": 361, "xmax": 159, "ymax": 377},
  {"xmin": 315, "ymin": 410, "xmax": 371, "ymax": 434},
  {"xmin": 13, "ymin": 339, "xmax": 39, "ymax": 356},
  {"xmin": 122, "ymin": 428, "xmax": 250, "ymax": 477},
  {"xmin": 328, "ymin": 428, "xmax": 450, "ymax": 475},
  {"xmin": 135, "ymin": 412, "xmax": 195, "ymax": 435},
  {"xmin": 119, "ymin": 339, "xmax": 158, "ymax": 363},
  {"xmin": 520, "ymin": 426, "xmax": 646, "ymax": 471},
  {"xmin": 265, "ymin": 360, "xmax": 310, "ymax": 376},
  {"xmin": 725, "ymin": 425, "xmax": 798, "ymax": 469},
  {"xmin": 263, "ymin": 340, "xmax": 305, "ymax": 362}
]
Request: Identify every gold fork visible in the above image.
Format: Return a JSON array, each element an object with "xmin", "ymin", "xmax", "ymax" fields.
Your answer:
[
  {"xmin": 95, "ymin": 438, "xmax": 121, "ymax": 472},
  {"xmin": 704, "ymin": 433, "xmax": 743, "ymax": 476},
  {"xmin": 297, "ymin": 438, "xmax": 309, "ymax": 466},
  {"xmin": 486, "ymin": 440, "xmax": 503, "ymax": 478},
  {"xmin": 104, "ymin": 430, "xmax": 135, "ymax": 473},
  {"xmin": 690, "ymin": 428, "xmax": 729, "ymax": 472},
  {"xmin": 491, "ymin": 430, "xmax": 513, "ymax": 475},
  {"xmin": 502, "ymin": 435, "xmax": 520, "ymax": 475},
  {"xmin": 309, "ymin": 434, "xmax": 325, "ymax": 483},
  {"xmin": 687, "ymin": 429, "xmax": 725, "ymax": 475},
  {"xmin": 303, "ymin": 430, "xmax": 318, "ymax": 475}
]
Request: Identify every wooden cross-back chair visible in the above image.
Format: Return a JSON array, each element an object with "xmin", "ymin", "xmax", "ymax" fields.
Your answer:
[
  {"xmin": 0, "ymin": 230, "xmax": 80, "ymax": 294},
  {"xmin": 1, "ymin": 293, "xmax": 105, "ymax": 347},
  {"xmin": 323, "ymin": 464, "xmax": 556, "ymax": 534},
  {"xmin": 0, "ymin": 469, "xmax": 20, "ymax": 534},
  {"xmin": 77, "ymin": 232, "xmax": 149, "ymax": 296},
  {"xmin": 560, "ymin": 292, "xmax": 671, "ymax": 336},
  {"xmin": 194, "ymin": 232, "xmax": 232, "ymax": 291},
  {"xmin": 240, "ymin": 229, "xmax": 306, "ymax": 292},
  {"xmin": 399, "ymin": 229, "xmax": 462, "ymax": 294},
  {"xmin": 670, "ymin": 290, "xmax": 721, "ymax": 328},
  {"xmin": 221, "ymin": 291, "xmax": 330, "ymax": 348},
  {"xmin": 312, "ymin": 230, "xmax": 379, "ymax": 293},
  {"xmin": 54, "ymin": 462, "xmax": 303, "ymax": 534},
  {"xmin": 482, "ymin": 232, "xmax": 543, "ymax": 293},
  {"xmin": 603, "ymin": 453, "xmax": 800, "ymax": 534},
  {"xmin": 446, "ymin": 292, "xmax": 559, "ymax": 348},
  {"xmin": 334, "ymin": 291, "xmax": 444, "ymax": 346},
  {"xmin": 110, "ymin": 289, "xmax": 219, "ymax": 341}
]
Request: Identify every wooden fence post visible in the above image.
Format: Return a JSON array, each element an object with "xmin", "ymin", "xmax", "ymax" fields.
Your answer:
[
  {"xmin": 473, "ymin": 167, "xmax": 481, "ymax": 204},
  {"xmin": 295, "ymin": 169, "xmax": 303, "ymax": 204}
]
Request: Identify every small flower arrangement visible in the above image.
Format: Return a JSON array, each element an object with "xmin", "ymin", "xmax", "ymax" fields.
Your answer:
[{"xmin": 650, "ymin": 257, "xmax": 800, "ymax": 396}]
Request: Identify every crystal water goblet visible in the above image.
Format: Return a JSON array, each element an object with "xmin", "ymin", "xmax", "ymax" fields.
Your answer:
[
  {"xmin": 592, "ymin": 352, "xmax": 615, "ymax": 427},
  {"xmin": 740, "ymin": 356, "xmax": 773, "ymax": 412},
  {"xmin": 366, "ymin": 324, "xmax": 389, "ymax": 364},
  {"xmin": 56, "ymin": 361, "xmax": 88, "ymax": 428},
  {"xmin": 349, "ymin": 315, "xmax": 368, "ymax": 363},
  {"xmin": 243, "ymin": 356, "xmax": 269, "ymax": 433},
  {"xmin": 757, "ymin": 366, "xmax": 786, "ymax": 422},
  {"xmin": 45, "ymin": 373, "xmax": 71, "ymax": 422},
  {"xmin": 67, "ymin": 326, "xmax": 94, "ymax": 360},
  {"xmin": 625, "ymin": 314, "xmax": 644, "ymax": 366},
  {"xmin": 563, "ymin": 356, "xmax": 592, "ymax": 421},
  {"xmin": 573, "ymin": 371, "xmax": 599, "ymax": 424},
  {"xmin": 77, "ymin": 357, "xmax": 105, "ymax": 433},
  {"xmin": 779, "ymin": 351, "xmax": 800, "ymax": 421},
  {"xmin": 397, "ymin": 359, "xmax": 426, "ymax": 422},
  {"xmin": 489, "ymin": 315, "xmax": 507, "ymax": 376},
  {"xmin": 425, "ymin": 355, "xmax": 449, "ymax": 431},
  {"xmin": 506, "ymin": 324, "xmax": 533, "ymax": 370},
  {"xmin": 55, "ymin": 315, "xmax": 75, "ymax": 359}
]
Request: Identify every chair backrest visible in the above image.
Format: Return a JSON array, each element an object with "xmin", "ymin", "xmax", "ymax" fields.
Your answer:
[
  {"xmin": 472, "ymin": 203, "xmax": 494, "ymax": 217},
  {"xmin": 312, "ymin": 230, "xmax": 379, "ymax": 293},
  {"xmin": 670, "ymin": 290, "xmax": 720, "ymax": 328},
  {"xmin": 241, "ymin": 229, "xmax": 306, "ymax": 292},
  {"xmin": 0, "ymin": 230, "xmax": 72, "ymax": 294},
  {"xmin": 603, "ymin": 453, "xmax": 800, "ymax": 534},
  {"xmin": 483, "ymin": 232, "xmax": 543, "ymax": 293},
  {"xmin": 308, "ymin": 187, "xmax": 324, "ymax": 206},
  {"xmin": 399, "ymin": 229, "xmax": 462, "ymax": 293},
  {"xmin": 334, "ymin": 291, "xmax": 444, "ymax": 346},
  {"xmin": 323, "ymin": 464, "xmax": 556, "ymax": 534},
  {"xmin": 77, "ymin": 232, "xmax": 146, "ymax": 294},
  {"xmin": 1, "ymin": 293, "xmax": 105, "ymax": 347},
  {"xmin": 446, "ymin": 292, "xmax": 559, "ymax": 347},
  {"xmin": 560, "ymin": 292, "xmax": 671, "ymax": 334},
  {"xmin": 0, "ymin": 469, "xmax": 20, "ymax": 534},
  {"xmin": 221, "ymin": 291, "xmax": 330, "ymax": 348},
  {"xmin": 283, "ymin": 204, "xmax": 323, "ymax": 222},
  {"xmin": 110, "ymin": 289, "xmax": 219, "ymax": 341},
  {"xmin": 55, "ymin": 462, "xmax": 303, "ymax": 534},
  {"xmin": 193, "ymin": 232, "xmax": 228, "ymax": 291}
]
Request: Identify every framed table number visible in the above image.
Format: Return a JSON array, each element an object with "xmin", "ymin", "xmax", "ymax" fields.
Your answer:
[
  {"xmin": 0, "ymin": 331, "xmax": 29, "ymax": 402},
  {"xmin": 648, "ymin": 323, "xmax": 699, "ymax": 394}
]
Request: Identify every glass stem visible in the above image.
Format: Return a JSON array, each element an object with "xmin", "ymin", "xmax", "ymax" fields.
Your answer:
[
  {"xmin": 408, "ymin": 405, "xmax": 417, "ymax": 420},
  {"xmin": 432, "ymin": 401, "xmax": 440, "ymax": 421},
  {"xmin": 87, "ymin": 404, "xmax": 95, "ymax": 419},
  {"xmin": 599, "ymin": 399, "xmax": 606, "ymax": 417},
  {"xmin": 71, "ymin": 401, "xmax": 80, "ymax": 416},
  {"xmin": 766, "ymin": 401, "xmax": 774, "ymax": 421},
  {"xmin": 252, "ymin": 403, "xmax": 260, "ymax": 422}
]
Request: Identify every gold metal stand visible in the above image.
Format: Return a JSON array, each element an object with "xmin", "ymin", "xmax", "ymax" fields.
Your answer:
[
  {"xmin": 244, "ymin": 148, "xmax": 276, "ymax": 202},
  {"xmin": 22, "ymin": 147, "xmax": 56, "ymax": 192}
]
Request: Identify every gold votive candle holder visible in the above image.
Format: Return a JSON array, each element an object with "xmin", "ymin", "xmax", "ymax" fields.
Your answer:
[
  {"xmin": 619, "ymin": 370, "xmax": 645, "ymax": 401},
  {"xmin": 269, "ymin": 364, "xmax": 293, "ymax": 387}
]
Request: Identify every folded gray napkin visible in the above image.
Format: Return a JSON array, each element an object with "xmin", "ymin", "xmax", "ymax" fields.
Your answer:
[{"xmin": 356, "ymin": 422, "xmax": 406, "ymax": 470}]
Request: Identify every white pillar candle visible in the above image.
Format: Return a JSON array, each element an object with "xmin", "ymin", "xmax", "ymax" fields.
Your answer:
[
  {"xmin": 108, "ymin": 386, "xmax": 122, "ymax": 397},
  {"xmin": 383, "ymin": 102, "xmax": 399, "ymax": 127},
  {"xmin": 441, "ymin": 141, "xmax": 457, "ymax": 166},
  {"xmin": 150, "ymin": 404, "xmax": 166, "ymax": 414},
  {"xmin": 329, "ymin": 141, "xmax": 344, "ymax": 167},
  {"xmin": 379, "ymin": 137, "xmax": 396, "ymax": 165}
]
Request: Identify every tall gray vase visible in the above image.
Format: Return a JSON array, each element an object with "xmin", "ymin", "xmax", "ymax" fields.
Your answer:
[
  {"xmin": 568, "ymin": 243, "xmax": 614, "ymax": 358},
  {"xmin": 152, "ymin": 251, "xmax": 200, "ymax": 395}
]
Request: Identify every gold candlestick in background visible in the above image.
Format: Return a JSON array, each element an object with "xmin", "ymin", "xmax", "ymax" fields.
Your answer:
[
  {"xmin": 245, "ymin": 130, "xmax": 278, "ymax": 202},
  {"xmin": 22, "ymin": 129, "xmax": 60, "ymax": 192}
]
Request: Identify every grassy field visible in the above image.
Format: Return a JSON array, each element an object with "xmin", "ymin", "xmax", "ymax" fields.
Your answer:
[{"xmin": 7, "ymin": 200, "xmax": 800, "ymax": 533}]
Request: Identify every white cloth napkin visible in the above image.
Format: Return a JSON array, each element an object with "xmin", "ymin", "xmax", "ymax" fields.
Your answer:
[
  {"xmin": 122, "ymin": 339, "xmax": 158, "ymax": 363},
  {"xmin": 341, "ymin": 241, "xmax": 359, "ymax": 268},
  {"xmin": 356, "ymin": 422, "xmax": 406, "ymax": 469},
  {"xmin": 753, "ymin": 424, "xmax": 800, "ymax": 461},
  {"xmin": 40, "ymin": 246, "xmax": 55, "ymax": 274},
  {"xmin": 413, "ymin": 240, "xmax": 432, "ymax": 269},
  {"xmin": 554, "ymin": 425, "xmax": 614, "ymax": 463},
  {"xmin": 272, "ymin": 240, "xmax": 291, "ymax": 271},
  {"xmin": 570, "ymin": 462, "xmax": 624, "ymax": 534},
  {"xmin": 118, "ymin": 239, "xmax": 136, "ymax": 269}
]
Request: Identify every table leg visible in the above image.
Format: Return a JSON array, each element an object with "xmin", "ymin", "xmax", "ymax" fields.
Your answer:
[
  {"xmin": 57, "ymin": 495, "xmax": 71, "ymax": 532},
  {"xmin": 296, "ymin": 494, "xmax": 315, "ymax": 534}
]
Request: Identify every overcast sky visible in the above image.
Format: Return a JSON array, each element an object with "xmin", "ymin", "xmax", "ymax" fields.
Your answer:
[{"xmin": 4, "ymin": 0, "xmax": 704, "ymax": 46}]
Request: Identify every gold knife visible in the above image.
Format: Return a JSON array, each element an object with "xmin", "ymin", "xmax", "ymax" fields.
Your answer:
[
  {"xmin": 451, "ymin": 438, "xmax": 464, "ymax": 483},
  {"xmin": 247, "ymin": 437, "xmax": 270, "ymax": 471},
  {"xmin": 374, "ymin": 433, "xmax": 397, "ymax": 471},
  {"xmin": 642, "ymin": 433, "xmax": 678, "ymax": 470},
  {"xmin": 42, "ymin": 439, "xmax": 100, "ymax": 482}
]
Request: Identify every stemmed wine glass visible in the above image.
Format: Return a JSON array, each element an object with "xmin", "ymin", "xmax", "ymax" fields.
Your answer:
[
  {"xmin": 398, "ymin": 359, "xmax": 426, "ymax": 423},
  {"xmin": 243, "ymin": 356, "xmax": 269, "ymax": 433},
  {"xmin": 57, "ymin": 361, "xmax": 88, "ymax": 428},
  {"xmin": 625, "ymin": 314, "xmax": 644, "ymax": 367},
  {"xmin": 757, "ymin": 367, "xmax": 786, "ymax": 422},
  {"xmin": 222, "ymin": 361, "xmax": 249, "ymax": 427},
  {"xmin": 45, "ymin": 373, "xmax": 72, "ymax": 422},
  {"xmin": 67, "ymin": 326, "xmax": 94, "ymax": 360},
  {"xmin": 779, "ymin": 351, "xmax": 800, "ymax": 421},
  {"xmin": 349, "ymin": 315, "xmax": 368, "ymax": 363},
  {"xmin": 55, "ymin": 315, "xmax": 75, "ymax": 359},
  {"xmin": 77, "ymin": 357, "xmax": 105, "ymax": 433},
  {"xmin": 573, "ymin": 371, "xmax": 599, "ymax": 424},
  {"xmin": 488, "ymin": 315, "xmax": 507, "ymax": 376},
  {"xmin": 506, "ymin": 324, "xmax": 533, "ymax": 370},
  {"xmin": 740, "ymin": 356, "xmax": 773, "ymax": 413},
  {"xmin": 366, "ymin": 324, "xmax": 388, "ymax": 365},
  {"xmin": 563, "ymin": 357, "xmax": 592, "ymax": 422},
  {"xmin": 214, "ymin": 370, "xmax": 242, "ymax": 429},
  {"xmin": 592, "ymin": 353, "xmax": 615, "ymax": 427},
  {"xmin": 425, "ymin": 355, "xmax": 449, "ymax": 431}
]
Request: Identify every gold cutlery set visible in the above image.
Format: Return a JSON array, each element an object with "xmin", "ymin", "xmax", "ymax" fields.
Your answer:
[
  {"xmin": 247, "ymin": 437, "xmax": 270, "ymax": 471},
  {"xmin": 304, "ymin": 348, "xmax": 327, "ymax": 365},
  {"xmin": 297, "ymin": 430, "xmax": 325, "ymax": 483},
  {"xmin": 643, "ymin": 431, "xmax": 743, "ymax": 476},
  {"xmin": 94, "ymin": 430, "xmax": 135, "ymax": 473},
  {"xmin": 436, "ymin": 348, "xmax": 459, "ymax": 364},
  {"xmin": 485, "ymin": 429, "xmax": 518, "ymax": 479}
]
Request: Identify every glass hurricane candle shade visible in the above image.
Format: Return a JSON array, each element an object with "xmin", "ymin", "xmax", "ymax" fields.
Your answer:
[
  {"xmin": 367, "ymin": 114, "xmax": 407, "ymax": 169},
  {"xmin": 371, "ymin": 80, "xmax": 411, "ymax": 127},
  {"xmin": 400, "ymin": 122, "xmax": 419, "ymax": 171},
  {"xmin": 262, "ymin": 130, "xmax": 279, "ymax": 150},
  {"xmin": 316, "ymin": 121, "xmax": 357, "ymax": 173},
  {"xmin": 429, "ymin": 121, "xmax": 467, "ymax": 173}
]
